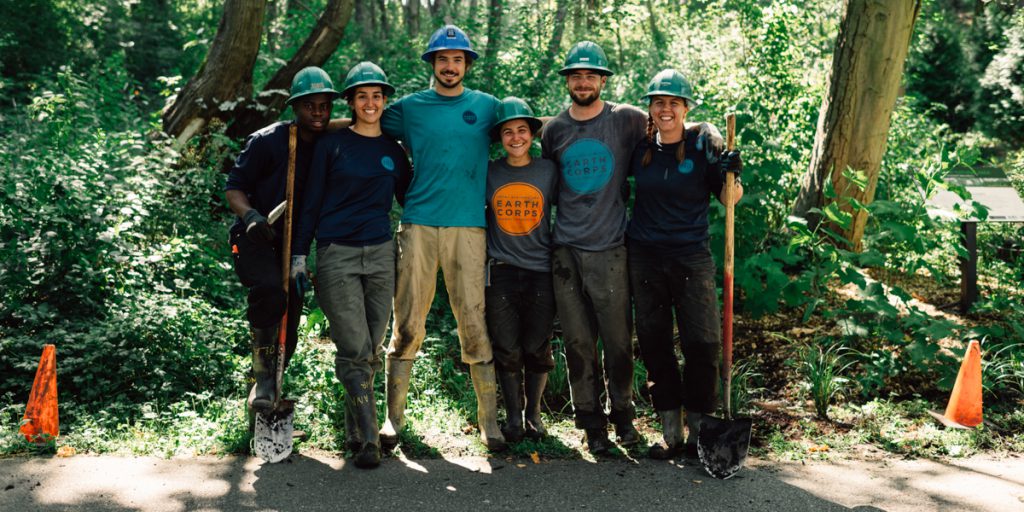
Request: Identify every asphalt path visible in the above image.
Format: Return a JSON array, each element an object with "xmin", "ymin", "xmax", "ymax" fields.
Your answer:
[{"xmin": 2, "ymin": 452, "xmax": 1022, "ymax": 511}]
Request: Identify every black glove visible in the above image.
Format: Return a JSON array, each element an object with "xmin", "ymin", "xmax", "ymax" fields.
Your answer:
[
  {"xmin": 243, "ymin": 208, "xmax": 275, "ymax": 244},
  {"xmin": 721, "ymin": 150, "xmax": 743, "ymax": 177}
]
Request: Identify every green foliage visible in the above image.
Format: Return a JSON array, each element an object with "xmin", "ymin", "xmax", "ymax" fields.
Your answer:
[{"xmin": 796, "ymin": 342, "xmax": 856, "ymax": 420}]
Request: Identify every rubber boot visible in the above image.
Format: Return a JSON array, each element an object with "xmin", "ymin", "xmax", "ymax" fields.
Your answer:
[
  {"xmin": 524, "ymin": 371, "xmax": 548, "ymax": 439},
  {"xmin": 649, "ymin": 409, "xmax": 684, "ymax": 459},
  {"xmin": 248, "ymin": 325, "xmax": 278, "ymax": 414},
  {"xmin": 344, "ymin": 393, "xmax": 363, "ymax": 453},
  {"xmin": 470, "ymin": 363, "xmax": 507, "ymax": 452},
  {"xmin": 684, "ymin": 411, "xmax": 703, "ymax": 459},
  {"xmin": 379, "ymin": 359, "xmax": 414, "ymax": 451},
  {"xmin": 343, "ymin": 372, "xmax": 380, "ymax": 469},
  {"xmin": 497, "ymin": 371, "xmax": 524, "ymax": 443}
]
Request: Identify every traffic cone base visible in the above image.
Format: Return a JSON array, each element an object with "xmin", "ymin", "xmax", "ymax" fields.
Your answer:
[
  {"xmin": 20, "ymin": 344, "xmax": 59, "ymax": 443},
  {"xmin": 930, "ymin": 340, "xmax": 983, "ymax": 429}
]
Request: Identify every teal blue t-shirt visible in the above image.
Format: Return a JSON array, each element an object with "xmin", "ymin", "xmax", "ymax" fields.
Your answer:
[{"xmin": 382, "ymin": 88, "xmax": 499, "ymax": 227}]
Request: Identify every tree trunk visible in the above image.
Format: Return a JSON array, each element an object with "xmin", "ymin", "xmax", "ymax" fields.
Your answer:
[
  {"xmin": 161, "ymin": 0, "xmax": 266, "ymax": 144},
  {"xmin": 481, "ymin": 0, "xmax": 503, "ymax": 91},
  {"xmin": 406, "ymin": 0, "xmax": 421, "ymax": 37},
  {"xmin": 227, "ymin": 0, "xmax": 355, "ymax": 139},
  {"xmin": 378, "ymin": 0, "xmax": 388, "ymax": 40},
  {"xmin": 528, "ymin": 0, "xmax": 568, "ymax": 98},
  {"xmin": 791, "ymin": 0, "xmax": 921, "ymax": 250},
  {"xmin": 646, "ymin": 0, "xmax": 667, "ymax": 61}
]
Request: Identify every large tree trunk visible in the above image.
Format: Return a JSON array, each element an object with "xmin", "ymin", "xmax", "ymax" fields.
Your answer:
[
  {"xmin": 646, "ymin": 0, "xmax": 667, "ymax": 61},
  {"xmin": 528, "ymin": 0, "xmax": 568, "ymax": 98},
  {"xmin": 791, "ymin": 0, "xmax": 921, "ymax": 250},
  {"xmin": 161, "ymin": 0, "xmax": 267, "ymax": 144},
  {"xmin": 405, "ymin": 0, "xmax": 421, "ymax": 37},
  {"xmin": 228, "ymin": 0, "xmax": 354, "ymax": 139},
  {"xmin": 481, "ymin": 0, "xmax": 503, "ymax": 91}
]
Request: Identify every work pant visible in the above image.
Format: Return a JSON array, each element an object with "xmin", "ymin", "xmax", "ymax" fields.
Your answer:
[
  {"xmin": 315, "ymin": 240, "xmax": 394, "ymax": 381},
  {"xmin": 387, "ymin": 224, "xmax": 492, "ymax": 364},
  {"xmin": 551, "ymin": 245, "xmax": 634, "ymax": 429},
  {"xmin": 485, "ymin": 263, "xmax": 556, "ymax": 374},
  {"xmin": 230, "ymin": 225, "xmax": 300, "ymax": 362},
  {"xmin": 628, "ymin": 245, "xmax": 721, "ymax": 413}
]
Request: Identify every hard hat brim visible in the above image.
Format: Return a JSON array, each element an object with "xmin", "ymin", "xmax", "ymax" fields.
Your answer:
[
  {"xmin": 557, "ymin": 63, "xmax": 614, "ymax": 76},
  {"xmin": 490, "ymin": 116, "xmax": 543, "ymax": 142},
  {"xmin": 421, "ymin": 48, "xmax": 480, "ymax": 63},
  {"xmin": 643, "ymin": 91, "xmax": 700, "ymax": 110},
  {"xmin": 342, "ymin": 81, "xmax": 396, "ymax": 98},
  {"xmin": 287, "ymin": 88, "xmax": 341, "ymax": 105}
]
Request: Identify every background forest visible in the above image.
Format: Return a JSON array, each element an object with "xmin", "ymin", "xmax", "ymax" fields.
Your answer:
[{"xmin": 1, "ymin": 0, "xmax": 1023, "ymax": 458}]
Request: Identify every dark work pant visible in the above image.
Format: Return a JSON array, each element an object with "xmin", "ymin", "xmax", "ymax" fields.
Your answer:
[
  {"xmin": 230, "ymin": 225, "xmax": 300, "ymax": 363},
  {"xmin": 628, "ymin": 244, "xmax": 721, "ymax": 413},
  {"xmin": 552, "ymin": 245, "xmax": 634, "ymax": 429},
  {"xmin": 485, "ymin": 263, "xmax": 556, "ymax": 374}
]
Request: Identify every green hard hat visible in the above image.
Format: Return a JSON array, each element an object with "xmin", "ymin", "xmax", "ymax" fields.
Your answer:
[
  {"xmin": 642, "ymin": 68, "xmax": 699, "ymax": 109},
  {"xmin": 558, "ymin": 41, "xmax": 613, "ymax": 76},
  {"xmin": 490, "ymin": 97, "xmax": 542, "ymax": 141},
  {"xmin": 286, "ymin": 66, "xmax": 340, "ymax": 105},
  {"xmin": 341, "ymin": 61, "xmax": 396, "ymax": 98}
]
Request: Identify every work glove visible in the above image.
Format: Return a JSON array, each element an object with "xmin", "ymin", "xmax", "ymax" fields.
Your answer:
[
  {"xmin": 721, "ymin": 150, "xmax": 743, "ymax": 177},
  {"xmin": 243, "ymin": 209, "xmax": 275, "ymax": 245},
  {"xmin": 290, "ymin": 255, "xmax": 310, "ymax": 296},
  {"xmin": 694, "ymin": 122, "xmax": 725, "ymax": 164}
]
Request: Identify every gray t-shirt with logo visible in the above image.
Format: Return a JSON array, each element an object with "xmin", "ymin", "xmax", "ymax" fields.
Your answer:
[
  {"xmin": 541, "ymin": 102, "xmax": 648, "ymax": 251},
  {"xmin": 485, "ymin": 157, "xmax": 558, "ymax": 272}
]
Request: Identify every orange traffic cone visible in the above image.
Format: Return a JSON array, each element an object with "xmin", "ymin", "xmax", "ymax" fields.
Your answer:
[
  {"xmin": 20, "ymin": 344, "xmax": 59, "ymax": 443},
  {"xmin": 928, "ymin": 340, "xmax": 983, "ymax": 429}
]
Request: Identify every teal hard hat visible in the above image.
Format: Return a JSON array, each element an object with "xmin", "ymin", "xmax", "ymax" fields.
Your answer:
[
  {"xmin": 342, "ymin": 61, "xmax": 395, "ymax": 98},
  {"xmin": 642, "ymin": 68, "xmax": 699, "ymax": 109},
  {"xmin": 422, "ymin": 25, "xmax": 479, "ymax": 62},
  {"xmin": 558, "ymin": 41, "xmax": 613, "ymax": 76},
  {"xmin": 490, "ymin": 97, "xmax": 543, "ymax": 141},
  {"xmin": 287, "ymin": 66, "xmax": 340, "ymax": 105}
]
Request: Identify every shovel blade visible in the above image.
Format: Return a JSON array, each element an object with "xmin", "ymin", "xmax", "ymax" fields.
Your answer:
[
  {"xmin": 253, "ymin": 399, "xmax": 295, "ymax": 463},
  {"xmin": 697, "ymin": 414, "xmax": 752, "ymax": 479}
]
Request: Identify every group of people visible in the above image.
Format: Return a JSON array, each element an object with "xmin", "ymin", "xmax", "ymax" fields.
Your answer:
[{"xmin": 225, "ymin": 24, "xmax": 743, "ymax": 470}]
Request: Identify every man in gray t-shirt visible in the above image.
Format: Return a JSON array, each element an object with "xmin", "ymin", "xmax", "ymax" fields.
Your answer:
[{"xmin": 541, "ymin": 41, "xmax": 647, "ymax": 453}]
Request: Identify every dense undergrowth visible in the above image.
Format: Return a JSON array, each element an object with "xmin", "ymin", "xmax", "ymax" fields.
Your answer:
[{"xmin": 2, "ymin": 0, "xmax": 1023, "ymax": 459}]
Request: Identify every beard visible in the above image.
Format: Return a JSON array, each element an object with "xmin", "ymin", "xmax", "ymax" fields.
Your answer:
[
  {"xmin": 435, "ymin": 70, "xmax": 464, "ymax": 90},
  {"xmin": 570, "ymin": 87, "xmax": 600, "ymax": 107}
]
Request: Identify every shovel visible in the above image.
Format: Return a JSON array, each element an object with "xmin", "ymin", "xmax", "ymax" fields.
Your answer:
[
  {"xmin": 698, "ymin": 113, "xmax": 752, "ymax": 480},
  {"xmin": 254, "ymin": 124, "xmax": 298, "ymax": 464}
]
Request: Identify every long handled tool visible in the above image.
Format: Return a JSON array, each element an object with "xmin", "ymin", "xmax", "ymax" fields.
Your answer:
[
  {"xmin": 698, "ymin": 113, "xmax": 752, "ymax": 479},
  {"xmin": 254, "ymin": 124, "xmax": 298, "ymax": 463}
]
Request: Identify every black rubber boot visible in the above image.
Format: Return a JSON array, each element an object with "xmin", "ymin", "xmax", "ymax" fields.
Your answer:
[
  {"xmin": 524, "ymin": 372, "xmax": 548, "ymax": 439},
  {"xmin": 497, "ymin": 371, "xmax": 524, "ymax": 443},
  {"xmin": 343, "ymin": 372, "xmax": 380, "ymax": 469},
  {"xmin": 684, "ymin": 411, "xmax": 703, "ymax": 459},
  {"xmin": 344, "ymin": 393, "xmax": 363, "ymax": 453},
  {"xmin": 248, "ymin": 325, "xmax": 278, "ymax": 414},
  {"xmin": 649, "ymin": 408, "xmax": 684, "ymax": 460},
  {"xmin": 615, "ymin": 420, "xmax": 641, "ymax": 447},
  {"xmin": 379, "ymin": 359, "xmax": 413, "ymax": 451}
]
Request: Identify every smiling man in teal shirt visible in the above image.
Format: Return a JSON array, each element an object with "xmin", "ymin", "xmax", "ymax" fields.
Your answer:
[{"xmin": 378, "ymin": 25, "xmax": 506, "ymax": 452}]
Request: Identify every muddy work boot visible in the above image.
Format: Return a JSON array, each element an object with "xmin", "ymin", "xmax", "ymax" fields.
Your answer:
[
  {"xmin": 583, "ymin": 428, "xmax": 612, "ymax": 455},
  {"xmin": 379, "ymin": 359, "xmax": 414, "ymax": 451},
  {"xmin": 684, "ymin": 411, "xmax": 704, "ymax": 459},
  {"xmin": 497, "ymin": 371, "xmax": 524, "ymax": 443},
  {"xmin": 470, "ymin": 363, "xmax": 507, "ymax": 452},
  {"xmin": 649, "ymin": 408, "xmax": 684, "ymax": 460},
  {"xmin": 344, "ymin": 392, "xmax": 363, "ymax": 453},
  {"xmin": 524, "ymin": 371, "xmax": 548, "ymax": 439},
  {"xmin": 248, "ymin": 325, "xmax": 279, "ymax": 414},
  {"xmin": 343, "ymin": 372, "xmax": 380, "ymax": 469},
  {"xmin": 614, "ymin": 420, "xmax": 641, "ymax": 448}
]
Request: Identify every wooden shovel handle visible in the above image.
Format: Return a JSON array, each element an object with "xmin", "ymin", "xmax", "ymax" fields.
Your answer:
[
  {"xmin": 722, "ymin": 114, "xmax": 736, "ymax": 419},
  {"xmin": 275, "ymin": 124, "xmax": 298, "ymax": 403}
]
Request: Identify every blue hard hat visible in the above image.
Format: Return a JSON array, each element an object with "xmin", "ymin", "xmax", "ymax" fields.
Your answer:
[{"xmin": 421, "ymin": 25, "xmax": 479, "ymax": 62}]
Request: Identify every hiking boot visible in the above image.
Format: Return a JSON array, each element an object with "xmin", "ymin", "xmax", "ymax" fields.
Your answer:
[
  {"xmin": 648, "ymin": 408, "xmax": 684, "ymax": 460},
  {"xmin": 497, "ymin": 371, "xmax": 524, "ymax": 443},
  {"xmin": 470, "ymin": 363, "xmax": 507, "ymax": 452},
  {"xmin": 524, "ymin": 372, "xmax": 548, "ymax": 439},
  {"xmin": 379, "ymin": 359, "xmax": 414, "ymax": 451},
  {"xmin": 584, "ymin": 428, "xmax": 612, "ymax": 454}
]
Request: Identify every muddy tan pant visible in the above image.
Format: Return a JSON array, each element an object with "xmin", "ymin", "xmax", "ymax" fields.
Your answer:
[{"xmin": 387, "ymin": 224, "xmax": 493, "ymax": 364}]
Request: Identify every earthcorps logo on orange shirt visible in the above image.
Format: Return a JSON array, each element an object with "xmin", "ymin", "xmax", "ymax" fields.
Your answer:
[{"xmin": 492, "ymin": 182, "xmax": 544, "ymax": 236}]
